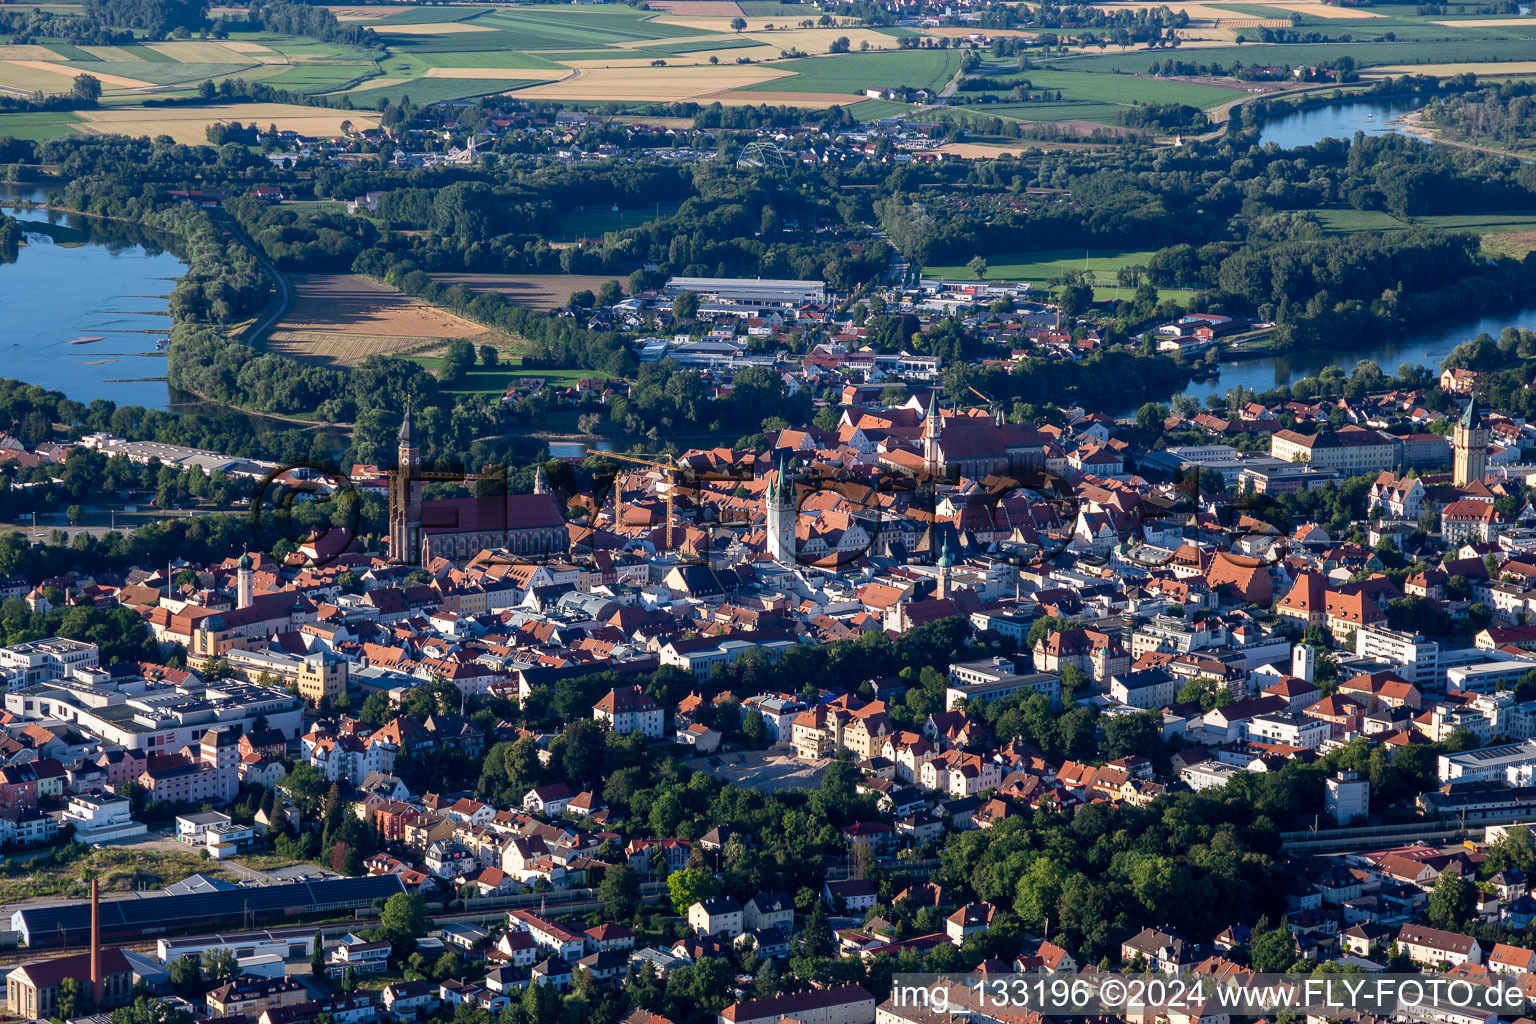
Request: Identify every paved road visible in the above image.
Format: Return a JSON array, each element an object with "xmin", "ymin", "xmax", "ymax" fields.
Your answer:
[{"xmin": 217, "ymin": 211, "xmax": 292, "ymax": 348}]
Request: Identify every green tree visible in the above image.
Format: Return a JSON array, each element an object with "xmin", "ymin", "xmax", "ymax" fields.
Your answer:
[
  {"xmin": 667, "ymin": 866, "xmax": 720, "ymax": 914},
  {"xmin": 71, "ymin": 73, "xmax": 102, "ymax": 103},
  {"xmin": 478, "ymin": 344, "xmax": 499, "ymax": 368},
  {"xmin": 967, "ymin": 255, "xmax": 988, "ymax": 280},
  {"xmin": 311, "ymin": 932, "xmax": 325, "ymax": 977},
  {"xmin": 672, "ymin": 291, "xmax": 699, "ymax": 322},
  {"xmin": 1427, "ymin": 870, "xmax": 1474, "ymax": 931},
  {"xmin": 202, "ymin": 947, "xmax": 239, "ymax": 984},
  {"xmin": 378, "ymin": 892, "xmax": 429, "ymax": 945},
  {"xmin": 1249, "ymin": 919, "xmax": 1295, "ymax": 972},
  {"xmin": 600, "ymin": 863, "xmax": 641, "ymax": 921},
  {"xmin": 439, "ymin": 339, "xmax": 476, "ymax": 386},
  {"xmin": 110, "ymin": 997, "xmax": 194, "ymax": 1024},
  {"xmin": 596, "ymin": 279, "xmax": 622, "ymax": 307},
  {"xmin": 731, "ymin": 15, "xmax": 747, "ymax": 29},
  {"xmin": 1176, "ymin": 677, "xmax": 1233, "ymax": 712},
  {"xmin": 58, "ymin": 976, "xmax": 86, "ymax": 1018}
]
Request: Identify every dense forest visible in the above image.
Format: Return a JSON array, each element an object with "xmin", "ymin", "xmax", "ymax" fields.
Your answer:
[{"xmin": 1424, "ymin": 80, "xmax": 1536, "ymax": 154}]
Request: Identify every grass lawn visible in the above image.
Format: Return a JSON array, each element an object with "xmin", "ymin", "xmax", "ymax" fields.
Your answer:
[
  {"xmin": 741, "ymin": 48, "xmax": 960, "ymax": 94},
  {"xmin": 925, "ymin": 246, "xmax": 1201, "ymax": 301},
  {"xmin": 556, "ymin": 202, "xmax": 681, "ymax": 240},
  {"xmin": 1013, "ymin": 68, "xmax": 1242, "ymax": 110},
  {"xmin": 410, "ymin": 355, "xmax": 599, "ymax": 395},
  {"xmin": 1309, "ymin": 207, "xmax": 1536, "ymax": 237},
  {"xmin": 0, "ymin": 110, "xmax": 83, "ymax": 140}
]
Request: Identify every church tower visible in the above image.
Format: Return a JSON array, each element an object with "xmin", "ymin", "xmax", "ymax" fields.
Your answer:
[
  {"xmin": 766, "ymin": 457, "xmax": 796, "ymax": 562},
  {"xmin": 935, "ymin": 540, "xmax": 953, "ymax": 599},
  {"xmin": 389, "ymin": 402, "xmax": 423, "ymax": 564},
  {"xmin": 922, "ymin": 390, "xmax": 943, "ymax": 479},
  {"xmin": 1453, "ymin": 397, "xmax": 1489, "ymax": 487},
  {"xmin": 235, "ymin": 551, "xmax": 253, "ymax": 610}
]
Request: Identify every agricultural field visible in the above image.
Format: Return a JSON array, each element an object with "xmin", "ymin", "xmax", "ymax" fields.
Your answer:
[
  {"xmin": 4, "ymin": 0, "xmax": 1536, "ymax": 142},
  {"xmin": 924, "ymin": 247, "xmax": 1198, "ymax": 301},
  {"xmin": 430, "ymin": 273, "xmax": 627, "ymax": 312},
  {"xmin": 266, "ymin": 273, "xmax": 495, "ymax": 367},
  {"xmin": 1308, "ymin": 208, "xmax": 1536, "ymax": 257},
  {"xmin": 0, "ymin": 110, "xmax": 83, "ymax": 140},
  {"xmin": 76, "ymin": 102, "xmax": 378, "ymax": 145},
  {"xmin": 738, "ymin": 48, "xmax": 961, "ymax": 97}
]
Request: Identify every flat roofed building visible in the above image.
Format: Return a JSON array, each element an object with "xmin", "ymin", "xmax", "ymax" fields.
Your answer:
[
  {"xmin": 663, "ymin": 277, "xmax": 825, "ymax": 308},
  {"xmin": 944, "ymin": 671, "xmax": 1059, "ymax": 711}
]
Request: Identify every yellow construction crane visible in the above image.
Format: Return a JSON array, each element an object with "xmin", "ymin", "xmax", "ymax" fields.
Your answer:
[{"xmin": 588, "ymin": 449, "xmax": 679, "ymax": 549}]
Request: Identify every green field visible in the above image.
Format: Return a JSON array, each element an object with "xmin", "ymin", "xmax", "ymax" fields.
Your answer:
[
  {"xmin": 259, "ymin": 63, "xmax": 377, "ymax": 94},
  {"xmin": 741, "ymin": 48, "xmax": 961, "ymax": 95},
  {"xmin": 556, "ymin": 202, "xmax": 682, "ymax": 241},
  {"xmin": 465, "ymin": 6, "xmax": 719, "ymax": 48},
  {"xmin": 410, "ymin": 355, "xmax": 597, "ymax": 395},
  {"xmin": 375, "ymin": 5, "xmax": 496, "ymax": 24},
  {"xmin": 7, "ymin": 0, "xmax": 1536, "ymax": 144},
  {"xmin": 344, "ymin": 77, "xmax": 531, "ymax": 106},
  {"xmin": 1061, "ymin": 38, "xmax": 1536, "ymax": 72},
  {"xmin": 923, "ymin": 247, "xmax": 1196, "ymax": 301},
  {"xmin": 1310, "ymin": 207, "xmax": 1536, "ymax": 242},
  {"xmin": 416, "ymin": 50, "xmax": 566, "ymax": 69},
  {"xmin": 0, "ymin": 111, "xmax": 83, "ymax": 141},
  {"xmin": 973, "ymin": 100, "xmax": 1125, "ymax": 123}
]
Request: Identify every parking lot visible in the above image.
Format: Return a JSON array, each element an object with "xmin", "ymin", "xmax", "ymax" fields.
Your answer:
[{"xmin": 689, "ymin": 749, "xmax": 829, "ymax": 792}]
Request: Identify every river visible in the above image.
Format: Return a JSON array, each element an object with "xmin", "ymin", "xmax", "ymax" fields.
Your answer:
[
  {"xmin": 0, "ymin": 185, "xmax": 182, "ymax": 408},
  {"xmin": 1102, "ymin": 96, "xmax": 1536, "ymax": 415}
]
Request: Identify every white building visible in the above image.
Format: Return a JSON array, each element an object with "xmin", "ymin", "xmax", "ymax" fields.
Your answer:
[
  {"xmin": 592, "ymin": 686, "xmax": 664, "ymax": 738},
  {"xmin": 0, "ymin": 638, "xmax": 98, "ymax": 692},
  {"xmin": 1439, "ymin": 739, "xmax": 1536, "ymax": 784},
  {"xmin": 1245, "ymin": 712, "xmax": 1330, "ymax": 749},
  {"xmin": 64, "ymin": 794, "xmax": 145, "ymax": 844},
  {"xmin": 1325, "ymin": 771, "xmax": 1370, "ymax": 825}
]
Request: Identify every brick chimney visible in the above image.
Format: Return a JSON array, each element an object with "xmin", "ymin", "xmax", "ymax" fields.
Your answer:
[{"xmin": 90, "ymin": 877, "xmax": 102, "ymax": 1007}]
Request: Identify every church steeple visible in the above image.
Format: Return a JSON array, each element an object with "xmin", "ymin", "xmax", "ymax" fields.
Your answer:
[
  {"xmin": 766, "ymin": 455, "xmax": 795, "ymax": 562},
  {"xmin": 390, "ymin": 400, "xmax": 422, "ymax": 565},
  {"xmin": 399, "ymin": 400, "xmax": 417, "ymax": 448},
  {"xmin": 923, "ymin": 389, "xmax": 943, "ymax": 477}
]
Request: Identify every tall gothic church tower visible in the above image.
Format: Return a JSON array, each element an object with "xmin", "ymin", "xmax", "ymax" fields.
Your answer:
[
  {"xmin": 766, "ymin": 457, "xmax": 796, "ymax": 562},
  {"xmin": 1453, "ymin": 397, "xmax": 1489, "ymax": 487},
  {"xmin": 389, "ymin": 403, "xmax": 422, "ymax": 563}
]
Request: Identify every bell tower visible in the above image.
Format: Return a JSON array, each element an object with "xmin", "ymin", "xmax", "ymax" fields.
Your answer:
[
  {"xmin": 389, "ymin": 402, "xmax": 423, "ymax": 563},
  {"xmin": 766, "ymin": 457, "xmax": 796, "ymax": 562}
]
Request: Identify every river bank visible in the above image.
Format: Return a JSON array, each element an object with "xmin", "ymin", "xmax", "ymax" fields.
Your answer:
[{"xmin": 1392, "ymin": 109, "xmax": 1535, "ymax": 162}]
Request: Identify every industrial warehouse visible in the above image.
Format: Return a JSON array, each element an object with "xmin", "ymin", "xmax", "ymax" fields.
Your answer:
[{"xmin": 9, "ymin": 874, "xmax": 406, "ymax": 948}]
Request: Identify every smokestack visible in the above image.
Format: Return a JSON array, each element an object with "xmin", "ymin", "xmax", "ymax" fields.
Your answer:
[{"xmin": 90, "ymin": 878, "xmax": 102, "ymax": 1007}]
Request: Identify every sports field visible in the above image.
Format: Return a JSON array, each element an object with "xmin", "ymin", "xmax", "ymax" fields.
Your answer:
[{"xmin": 924, "ymin": 247, "xmax": 1199, "ymax": 301}]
